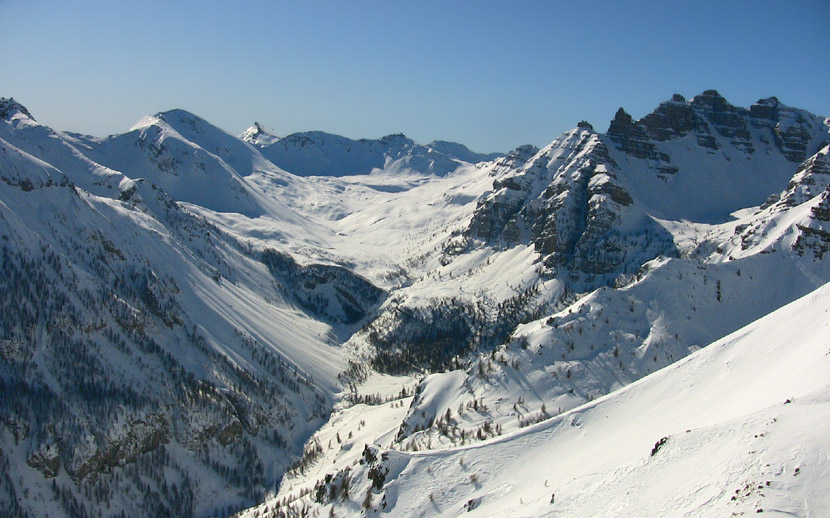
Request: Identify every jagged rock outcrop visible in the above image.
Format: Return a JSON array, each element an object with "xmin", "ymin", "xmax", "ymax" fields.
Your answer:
[
  {"xmin": 793, "ymin": 185, "xmax": 830, "ymax": 259},
  {"xmin": 608, "ymin": 90, "xmax": 828, "ymax": 164},
  {"xmin": 27, "ymin": 443, "xmax": 61, "ymax": 478},
  {"xmin": 607, "ymin": 107, "xmax": 665, "ymax": 160},
  {"xmin": 67, "ymin": 415, "xmax": 170, "ymax": 480},
  {"xmin": 600, "ymin": 91, "xmax": 830, "ymax": 222},
  {"xmin": 607, "ymin": 106, "xmax": 678, "ymax": 177},
  {"xmin": 781, "ymin": 145, "xmax": 830, "ymax": 207},
  {"xmin": 464, "ymin": 145, "xmax": 542, "ymax": 243},
  {"xmin": 240, "ymin": 122, "xmax": 280, "ymax": 146},
  {"xmin": 748, "ymin": 96, "xmax": 824, "ymax": 162},
  {"xmin": 467, "ymin": 127, "xmax": 676, "ymax": 279},
  {"xmin": 790, "ymin": 149, "xmax": 830, "ymax": 259},
  {"xmin": 0, "ymin": 98, "xmax": 35, "ymax": 121},
  {"xmin": 689, "ymin": 90, "xmax": 752, "ymax": 151},
  {"xmin": 638, "ymin": 94, "xmax": 699, "ymax": 139},
  {"xmin": 728, "ymin": 145, "xmax": 830, "ymax": 258}
]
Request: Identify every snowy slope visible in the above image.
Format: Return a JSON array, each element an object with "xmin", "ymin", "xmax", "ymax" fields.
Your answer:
[{"xmin": 247, "ymin": 280, "xmax": 830, "ymax": 517}]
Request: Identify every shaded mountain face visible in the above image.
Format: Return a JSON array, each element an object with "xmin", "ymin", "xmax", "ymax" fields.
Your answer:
[
  {"xmin": 261, "ymin": 249, "xmax": 386, "ymax": 328},
  {"xmin": 0, "ymin": 165, "xmax": 336, "ymax": 516}
]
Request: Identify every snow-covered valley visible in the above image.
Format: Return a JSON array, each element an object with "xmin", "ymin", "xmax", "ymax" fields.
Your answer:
[{"xmin": 1, "ymin": 91, "xmax": 829, "ymax": 517}]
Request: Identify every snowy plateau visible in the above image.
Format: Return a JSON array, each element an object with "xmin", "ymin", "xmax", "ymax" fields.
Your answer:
[{"xmin": 0, "ymin": 90, "xmax": 828, "ymax": 518}]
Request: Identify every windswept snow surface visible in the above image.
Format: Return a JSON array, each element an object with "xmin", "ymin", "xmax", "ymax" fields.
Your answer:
[{"xmin": 247, "ymin": 281, "xmax": 830, "ymax": 517}]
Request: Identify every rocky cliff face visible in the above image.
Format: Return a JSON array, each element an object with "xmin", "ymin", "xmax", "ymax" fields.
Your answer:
[
  {"xmin": 781, "ymin": 144, "xmax": 830, "ymax": 207},
  {"xmin": 0, "ymin": 97, "xmax": 35, "ymax": 121},
  {"xmin": 793, "ymin": 185, "xmax": 830, "ymax": 259},
  {"xmin": 0, "ymin": 176, "xmax": 332, "ymax": 516},
  {"xmin": 466, "ymin": 127, "xmax": 676, "ymax": 281},
  {"xmin": 715, "ymin": 144, "xmax": 830, "ymax": 261},
  {"xmin": 785, "ymin": 146, "xmax": 830, "ymax": 259},
  {"xmin": 608, "ymin": 90, "xmax": 827, "ymax": 164}
]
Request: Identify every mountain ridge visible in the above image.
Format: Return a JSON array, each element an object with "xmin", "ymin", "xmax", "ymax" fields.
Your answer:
[{"xmin": 245, "ymin": 128, "xmax": 503, "ymax": 177}]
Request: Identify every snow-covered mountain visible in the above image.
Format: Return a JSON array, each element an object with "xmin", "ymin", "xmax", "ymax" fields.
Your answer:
[{"xmin": 1, "ymin": 91, "xmax": 828, "ymax": 518}]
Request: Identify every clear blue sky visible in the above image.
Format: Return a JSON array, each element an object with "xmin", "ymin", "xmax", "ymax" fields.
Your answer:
[{"xmin": 1, "ymin": 0, "xmax": 827, "ymax": 152}]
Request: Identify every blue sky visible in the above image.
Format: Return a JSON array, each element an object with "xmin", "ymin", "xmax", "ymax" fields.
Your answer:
[{"xmin": 1, "ymin": 0, "xmax": 827, "ymax": 152}]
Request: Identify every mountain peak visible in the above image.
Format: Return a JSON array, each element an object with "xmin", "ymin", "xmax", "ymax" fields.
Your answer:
[
  {"xmin": 378, "ymin": 133, "xmax": 413, "ymax": 146},
  {"xmin": 755, "ymin": 96, "xmax": 780, "ymax": 106},
  {"xmin": 606, "ymin": 107, "xmax": 657, "ymax": 159},
  {"xmin": 0, "ymin": 97, "xmax": 35, "ymax": 122},
  {"xmin": 612, "ymin": 107, "xmax": 633, "ymax": 123},
  {"xmin": 748, "ymin": 96, "xmax": 781, "ymax": 120},
  {"xmin": 153, "ymin": 109, "xmax": 212, "ymax": 131},
  {"xmin": 690, "ymin": 89, "xmax": 732, "ymax": 111},
  {"xmin": 608, "ymin": 107, "xmax": 642, "ymax": 138},
  {"xmin": 240, "ymin": 121, "xmax": 280, "ymax": 146}
]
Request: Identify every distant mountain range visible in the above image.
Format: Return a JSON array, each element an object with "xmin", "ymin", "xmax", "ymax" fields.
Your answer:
[{"xmin": 239, "ymin": 123, "xmax": 503, "ymax": 177}]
